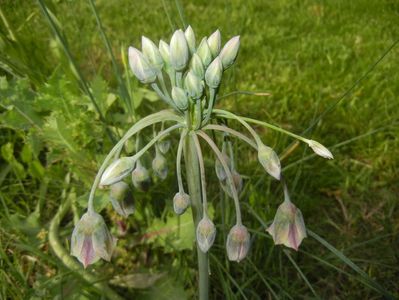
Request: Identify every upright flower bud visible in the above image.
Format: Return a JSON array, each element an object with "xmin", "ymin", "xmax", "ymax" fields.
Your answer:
[
  {"xmin": 226, "ymin": 224, "xmax": 250, "ymax": 262},
  {"xmin": 267, "ymin": 200, "xmax": 307, "ymax": 251},
  {"xmin": 172, "ymin": 86, "xmax": 189, "ymax": 111},
  {"xmin": 100, "ymin": 157, "xmax": 135, "ymax": 186},
  {"xmin": 128, "ymin": 47, "xmax": 157, "ymax": 84},
  {"xmin": 159, "ymin": 40, "xmax": 171, "ymax": 66},
  {"xmin": 190, "ymin": 53, "xmax": 205, "ymax": 79},
  {"xmin": 257, "ymin": 144, "xmax": 281, "ymax": 180},
  {"xmin": 196, "ymin": 215, "xmax": 216, "ymax": 252},
  {"xmin": 184, "ymin": 71, "xmax": 203, "ymax": 100},
  {"xmin": 306, "ymin": 140, "xmax": 334, "ymax": 159},
  {"xmin": 184, "ymin": 25, "xmax": 196, "ymax": 54},
  {"xmin": 71, "ymin": 212, "xmax": 117, "ymax": 268},
  {"xmin": 170, "ymin": 29, "xmax": 189, "ymax": 71},
  {"xmin": 109, "ymin": 181, "xmax": 134, "ymax": 217},
  {"xmin": 142, "ymin": 36, "xmax": 163, "ymax": 70},
  {"xmin": 196, "ymin": 37, "xmax": 212, "ymax": 67},
  {"xmin": 152, "ymin": 150, "xmax": 168, "ymax": 180},
  {"xmin": 131, "ymin": 160, "xmax": 151, "ymax": 192},
  {"xmin": 173, "ymin": 192, "xmax": 190, "ymax": 215},
  {"xmin": 220, "ymin": 36, "xmax": 240, "ymax": 69},
  {"xmin": 205, "ymin": 57, "xmax": 223, "ymax": 88},
  {"xmin": 208, "ymin": 29, "xmax": 221, "ymax": 57}
]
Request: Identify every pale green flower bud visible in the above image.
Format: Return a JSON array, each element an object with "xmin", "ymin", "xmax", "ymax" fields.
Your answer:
[
  {"xmin": 226, "ymin": 224, "xmax": 250, "ymax": 262},
  {"xmin": 159, "ymin": 40, "xmax": 171, "ymax": 66},
  {"xmin": 128, "ymin": 46, "xmax": 157, "ymax": 84},
  {"xmin": 71, "ymin": 212, "xmax": 117, "ymax": 268},
  {"xmin": 196, "ymin": 215, "xmax": 216, "ymax": 252},
  {"xmin": 267, "ymin": 200, "xmax": 307, "ymax": 251},
  {"xmin": 221, "ymin": 170, "xmax": 243, "ymax": 198},
  {"xmin": 306, "ymin": 140, "xmax": 334, "ymax": 159},
  {"xmin": 190, "ymin": 53, "xmax": 205, "ymax": 79},
  {"xmin": 100, "ymin": 157, "xmax": 135, "ymax": 186},
  {"xmin": 257, "ymin": 144, "xmax": 281, "ymax": 180},
  {"xmin": 205, "ymin": 57, "xmax": 223, "ymax": 88},
  {"xmin": 215, "ymin": 151, "xmax": 230, "ymax": 181},
  {"xmin": 131, "ymin": 160, "xmax": 151, "ymax": 192},
  {"xmin": 142, "ymin": 36, "xmax": 163, "ymax": 70},
  {"xmin": 184, "ymin": 71, "xmax": 203, "ymax": 100},
  {"xmin": 158, "ymin": 138, "xmax": 171, "ymax": 154},
  {"xmin": 152, "ymin": 151, "xmax": 168, "ymax": 180},
  {"xmin": 173, "ymin": 191, "xmax": 190, "ymax": 215},
  {"xmin": 184, "ymin": 25, "xmax": 196, "ymax": 54},
  {"xmin": 196, "ymin": 37, "xmax": 212, "ymax": 67},
  {"xmin": 170, "ymin": 29, "xmax": 189, "ymax": 71},
  {"xmin": 172, "ymin": 86, "xmax": 189, "ymax": 111},
  {"xmin": 208, "ymin": 29, "xmax": 221, "ymax": 57},
  {"xmin": 220, "ymin": 36, "xmax": 240, "ymax": 69},
  {"xmin": 110, "ymin": 181, "xmax": 134, "ymax": 217}
]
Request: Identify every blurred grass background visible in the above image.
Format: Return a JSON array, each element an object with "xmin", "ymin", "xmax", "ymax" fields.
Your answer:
[{"xmin": 0, "ymin": 0, "xmax": 398, "ymax": 299}]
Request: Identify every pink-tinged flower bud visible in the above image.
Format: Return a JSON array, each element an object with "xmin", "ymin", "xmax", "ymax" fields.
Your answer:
[
  {"xmin": 152, "ymin": 151, "xmax": 168, "ymax": 180},
  {"xmin": 128, "ymin": 47, "xmax": 157, "ymax": 84},
  {"xmin": 170, "ymin": 29, "xmax": 189, "ymax": 71},
  {"xmin": 172, "ymin": 86, "xmax": 189, "ymax": 111},
  {"xmin": 190, "ymin": 53, "xmax": 205, "ymax": 79},
  {"xmin": 184, "ymin": 25, "xmax": 196, "ymax": 54},
  {"xmin": 306, "ymin": 140, "xmax": 334, "ymax": 159},
  {"xmin": 142, "ymin": 36, "xmax": 163, "ymax": 70},
  {"xmin": 205, "ymin": 57, "xmax": 223, "ymax": 88},
  {"xmin": 267, "ymin": 201, "xmax": 307, "ymax": 251},
  {"xmin": 221, "ymin": 170, "xmax": 243, "ymax": 198},
  {"xmin": 257, "ymin": 144, "xmax": 281, "ymax": 180},
  {"xmin": 196, "ymin": 216, "xmax": 216, "ymax": 252},
  {"xmin": 159, "ymin": 40, "xmax": 171, "ymax": 66},
  {"xmin": 220, "ymin": 36, "xmax": 240, "ymax": 70},
  {"xmin": 110, "ymin": 181, "xmax": 134, "ymax": 217},
  {"xmin": 173, "ymin": 192, "xmax": 190, "ymax": 215},
  {"xmin": 196, "ymin": 37, "xmax": 212, "ymax": 67},
  {"xmin": 208, "ymin": 29, "xmax": 221, "ymax": 57},
  {"xmin": 131, "ymin": 160, "xmax": 151, "ymax": 192},
  {"xmin": 71, "ymin": 212, "xmax": 117, "ymax": 268},
  {"xmin": 226, "ymin": 224, "xmax": 250, "ymax": 262},
  {"xmin": 184, "ymin": 71, "xmax": 203, "ymax": 100},
  {"xmin": 100, "ymin": 157, "xmax": 135, "ymax": 186}
]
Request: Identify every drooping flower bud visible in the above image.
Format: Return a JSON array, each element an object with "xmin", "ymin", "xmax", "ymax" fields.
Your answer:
[
  {"xmin": 100, "ymin": 157, "xmax": 135, "ymax": 186},
  {"xmin": 159, "ymin": 40, "xmax": 171, "ymax": 66},
  {"xmin": 173, "ymin": 192, "xmax": 190, "ymax": 215},
  {"xmin": 257, "ymin": 144, "xmax": 281, "ymax": 180},
  {"xmin": 196, "ymin": 37, "xmax": 212, "ymax": 67},
  {"xmin": 172, "ymin": 86, "xmax": 189, "ymax": 111},
  {"xmin": 196, "ymin": 215, "xmax": 216, "ymax": 252},
  {"xmin": 158, "ymin": 137, "xmax": 171, "ymax": 154},
  {"xmin": 226, "ymin": 224, "xmax": 250, "ymax": 262},
  {"xmin": 184, "ymin": 25, "xmax": 196, "ymax": 54},
  {"xmin": 142, "ymin": 36, "xmax": 163, "ymax": 70},
  {"xmin": 128, "ymin": 47, "xmax": 157, "ymax": 84},
  {"xmin": 152, "ymin": 150, "xmax": 168, "ymax": 180},
  {"xmin": 184, "ymin": 71, "xmax": 203, "ymax": 100},
  {"xmin": 109, "ymin": 181, "xmax": 134, "ymax": 217},
  {"xmin": 131, "ymin": 160, "xmax": 151, "ymax": 191},
  {"xmin": 306, "ymin": 140, "xmax": 334, "ymax": 159},
  {"xmin": 190, "ymin": 53, "xmax": 205, "ymax": 79},
  {"xmin": 221, "ymin": 170, "xmax": 243, "ymax": 198},
  {"xmin": 208, "ymin": 29, "xmax": 221, "ymax": 57},
  {"xmin": 170, "ymin": 29, "xmax": 189, "ymax": 71},
  {"xmin": 267, "ymin": 200, "xmax": 307, "ymax": 251},
  {"xmin": 71, "ymin": 212, "xmax": 117, "ymax": 268},
  {"xmin": 205, "ymin": 57, "xmax": 223, "ymax": 88},
  {"xmin": 220, "ymin": 36, "xmax": 240, "ymax": 70},
  {"xmin": 215, "ymin": 142, "xmax": 230, "ymax": 181}
]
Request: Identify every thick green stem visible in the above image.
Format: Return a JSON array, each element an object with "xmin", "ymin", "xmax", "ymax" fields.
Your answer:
[{"xmin": 184, "ymin": 134, "xmax": 209, "ymax": 300}]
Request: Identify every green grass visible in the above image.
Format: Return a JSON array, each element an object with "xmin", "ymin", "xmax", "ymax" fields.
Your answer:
[{"xmin": 1, "ymin": 0, "xmax": 398, "ymax": 299}]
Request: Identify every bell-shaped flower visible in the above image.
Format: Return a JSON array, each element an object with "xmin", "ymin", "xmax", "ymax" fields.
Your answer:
[
  {"xmin": 184, "ymin": 71, "xmax": 203, "ymax": 100},
  {"xmin": 152, "ymin": 150, "xmax": 168, "ymax": 180},
  {"xmin": 142, "ymin": 36, "xmax": 163, "ymax": 70},
  {"xmin": 208, "ymin": 29, "xmax": 221, "ymax": 57},
  {"xmin": 306, "ymin": 139, "xmax": 334, "ymax": 159},
  {"xmin": 267, "ymin": 200, "xmax": 307, "ymax": 251},
  {"xmin": 172, "ymin": 86, "xmax": 189, "ymax": 111},
  {"xmin": 100, "ymin": 157, "xmax": 135, "ymax": 186},
  {"xmin": 170, "ymin": 29, "xmax": 189, "ymax": 71},
  {"xmin": 128, "ymin": 47, "xmax": 157, "ymax": 84},
  {"xmin": 184, "ymin": 25, "xmax": 196, "ymax": 54},
  {"xmin": 257, "ymin": 143, "xmax": 281, "ymax": 180},
  {"xmin": 190, "ymin": 53, "xmax": 205, "ymax": 79},
  {"xmin": 131, "ymin": 159, "xmax": 152, "ymax": 191},
  {"xmin": 205, "ymin": 57, "xmax": 223, "ymax": 89},
  {"xmin": 173, "ymin": 191, "xmax": 190, "ymax": 215},
  {"xmin": 226, "ymin": 224, "xmax": 250, "ymax": 262},
  {"xmin": 109, "ymin": 181, "xmax": 134, "ymax": 217},
  {"xmin": 220, "ymin": 36, "xmax": 240, "ymax": 69},
  {"xmin": 71, "ymin": 212, "xmax": 117, "ymax": 268},
  {"xmin": 196, "ymin": 37, "xmax": 212, "ymax": 67},
  {"xmin": 196, "ymin": 215, "xmax": 216, "ymax": 252}
]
